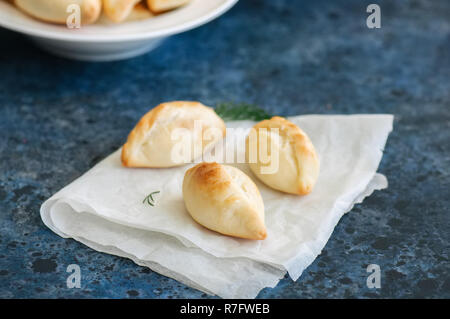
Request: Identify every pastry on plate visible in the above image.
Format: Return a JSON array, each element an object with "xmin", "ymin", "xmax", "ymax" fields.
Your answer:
[
  {"xmin": 99, "ymin": 1, "xmax": 153, "ymax": 23},
  {"xmin": 103, "ymin": 0, "xmax": 141, "ymax": 23},
  {"xmin": 183, "ymin": 162, "xmax": 267, "ymax": 240},
  {"xmin": 121, "ymin": 101, "xmax": 226, "ymax": 168},
  {"xmin": 14, "ymin": 0, "xmax": 102, "ymax": 24},
  {"xmin": 121, "ymin": 1, "xmax": 154, "ymax": 21},
  {"xmin": 146, "ymin": 0, "xmax": 190, "ymax": 13},
  {"xmin": 246, "ymin": 116, "xmax": 320, "ymax": 195}
]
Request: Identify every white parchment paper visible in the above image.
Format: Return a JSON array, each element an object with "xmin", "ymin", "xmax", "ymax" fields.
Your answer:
[{"xmin": 41, "ymin": 114, "xmax": 393, "ymax": 298}]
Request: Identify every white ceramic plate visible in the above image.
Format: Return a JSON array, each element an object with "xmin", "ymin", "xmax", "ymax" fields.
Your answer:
[{"xmin": 0, "ymin": 0, "xmax": 238, "ymax": 61}]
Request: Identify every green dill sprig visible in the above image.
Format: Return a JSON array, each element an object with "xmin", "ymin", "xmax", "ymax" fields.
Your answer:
[
  {"xmin": 214, "ymin": 102, "xmax": 272, "ymax": 121},
  {"xmin": 143, "ymin": 191, "xmax": 160, "ymax": 206}
]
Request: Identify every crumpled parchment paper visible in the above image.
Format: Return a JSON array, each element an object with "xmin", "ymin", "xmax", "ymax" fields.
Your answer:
[{"xmin": 41, "ymin": 114, "xmax": 393, "ymax": 298}]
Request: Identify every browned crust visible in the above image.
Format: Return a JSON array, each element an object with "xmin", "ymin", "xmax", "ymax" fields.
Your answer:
[
  {"xmin": 121, "ymin": 101, "xmax": 225, "ymax": 167},
  {"xmin": 184, "ymin": 162, "xmax": 267, "ymax": 240},
  {"xmin": 185, "ymin": 162, "xmax": 231, "ymax": 195}
]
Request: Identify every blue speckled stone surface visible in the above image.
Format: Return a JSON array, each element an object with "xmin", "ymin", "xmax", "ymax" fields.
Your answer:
[{"xmin": 0, "ymin": 0, "xmax": 449, "ymax": 298}]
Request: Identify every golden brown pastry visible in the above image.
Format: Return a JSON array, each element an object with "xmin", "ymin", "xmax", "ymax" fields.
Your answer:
[
  {"xmin": 124, "ymin": 1, "xmax": 154, "ymax": 21},
  {"xmin": 103, "ymin": 0, "xmax": 141, "ymax": 23},
  {"xmin": 14, "ymin": 0, "xmax": 102, "ymax": 24},
  {"xmin": 246, "ymin": 116, "xmax": 320, "ymax": 195},
  {"xmin": 99, "ymin": 2, "xmax": 153, "ymax": 23},
  {"xmin": 183, "ymin": 162, "xmax": 267, "ymax": 240},
  {"xmin": 146, "ymin": 0, "xmax": 189, "ymax": 13},
  {"xmin": 121, "ymin": 101, "xmax": 226, "ymax": 168}
]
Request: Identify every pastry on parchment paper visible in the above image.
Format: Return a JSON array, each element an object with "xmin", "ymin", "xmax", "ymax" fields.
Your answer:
[
  {"xmin": 121, "ymin": 101, "xmax": 226, "ymax": 168},
  {"xmin": 246, "ymin": 116, "xmax": 320, "ymax": 195},
  {"xmin": 183, "ymin": 162, "xmax": 267, "ymax": 240}
]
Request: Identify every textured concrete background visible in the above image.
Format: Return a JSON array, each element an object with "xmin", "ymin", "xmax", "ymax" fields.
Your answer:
[{"xmin": 0, "ymin": 0, "xmax": 449, "ymax": 298}]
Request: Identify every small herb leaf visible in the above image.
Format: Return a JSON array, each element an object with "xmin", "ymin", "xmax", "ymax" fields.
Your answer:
[
  {"xmin": 143, "ymin": 191, "xmax": 160, "ymax": 207},
  {"xmin": 214, "ymin": 102, "xmax": 272, "ymax": 121}
]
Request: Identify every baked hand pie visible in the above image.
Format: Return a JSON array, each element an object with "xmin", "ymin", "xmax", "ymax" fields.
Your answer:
[
  {"xmin": 121, "ymin": 101, "xmax": 226, "ymax": 168},
  {"xmin": 14, "ymin": 0, "xmax": 102, "ymax": 24},
  {"xmin": 146, "ymin": 0, "xmax": 190, "ymax": 13},
  {"xmin": 246, "ymin": 116, "xmax": 320, "ymax": 195},
  {"xmin": 183, "ymin": 162, "xmax": 267, "ymax": 240},
  {"xmin": 99, "ymin": 2, "xmax": 154, "ymax": 23},
  {"xmin": 103, "ymin": 0, "xmax": 141, "ymax": 23}
]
